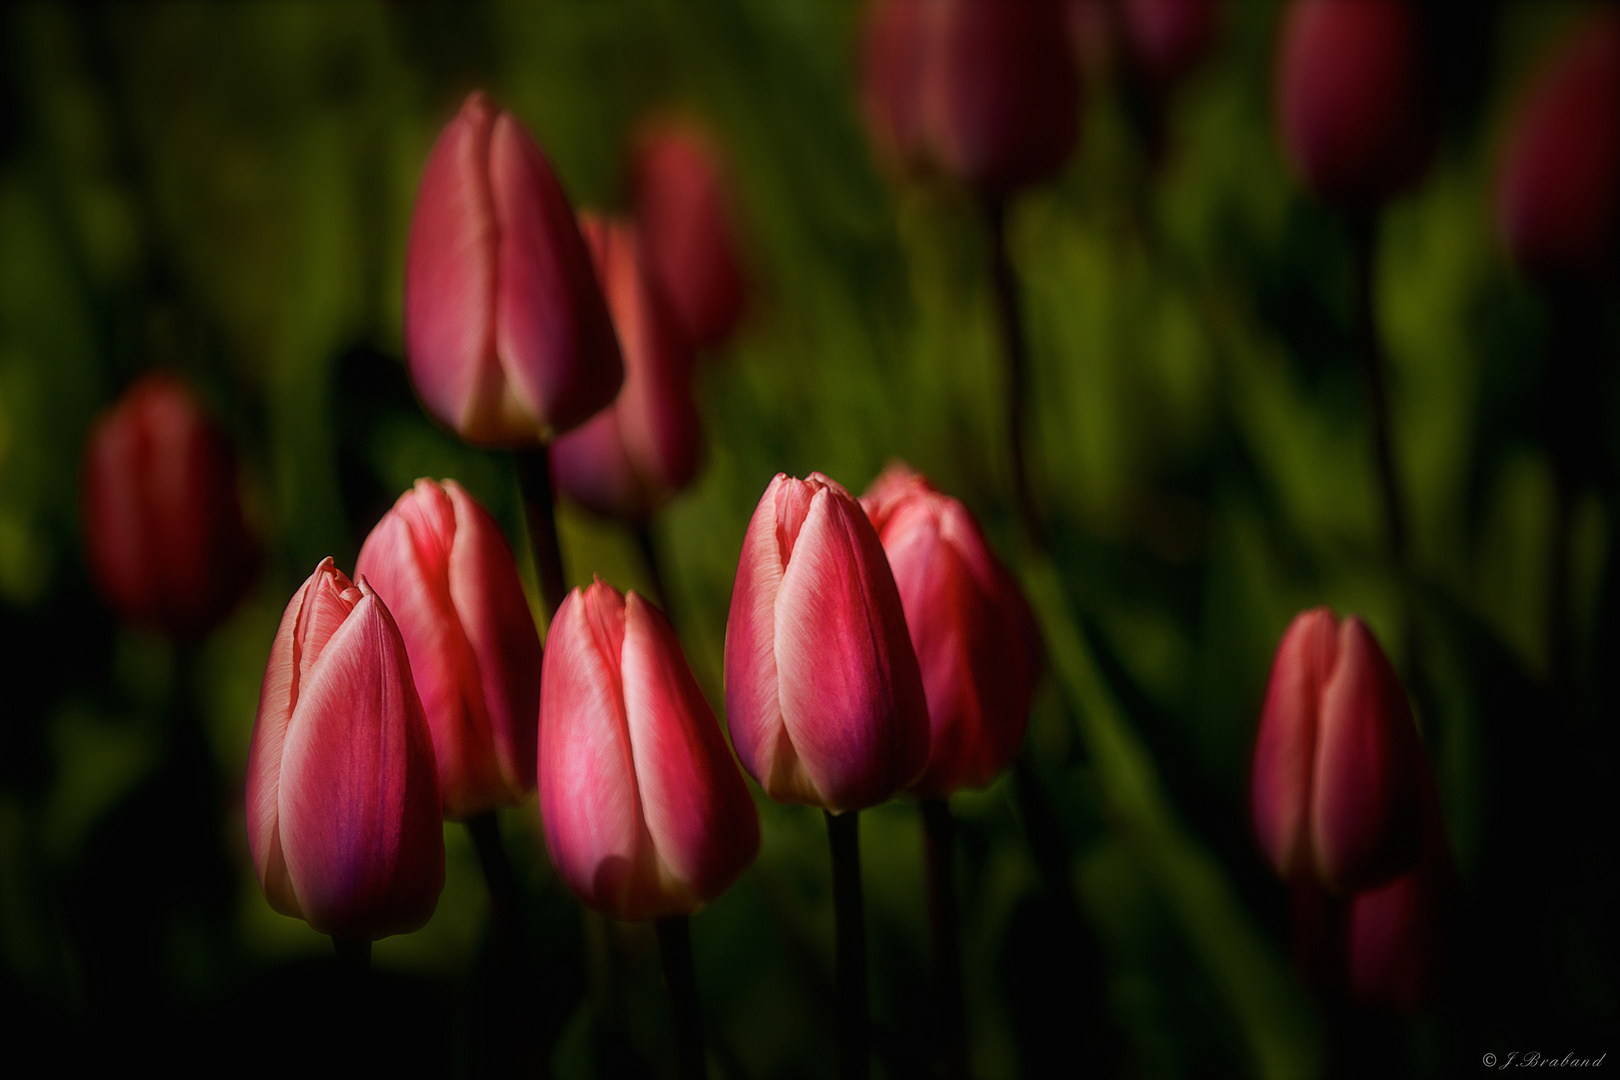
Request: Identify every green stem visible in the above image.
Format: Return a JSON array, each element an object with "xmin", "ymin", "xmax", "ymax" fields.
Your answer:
[
  {"xmin": 826, "ymin": 810, "xmax": 869, "ymax": 1080},
  {"xmin": 984, "ymin": 196, "xmax": 1044, "ymax": 551},
  {"xmin": 514, "ymin": 444, "xmax": 568, "ymax": 620},
  {"xmin": 656, "ymin": 915, "xmax": 708, "ymax": 1080},
  {"xmin": 922, "ymin": 798, "xmax": 969, "ymax": 1080},
  {"xmin": 467, "ymin": 812, "xmax": 545, "ymax": 1080}
]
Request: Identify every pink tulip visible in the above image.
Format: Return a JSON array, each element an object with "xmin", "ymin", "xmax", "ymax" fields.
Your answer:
[
  {"xmin": 81, "ymin": 373, "xmax": 260, "ymax": 639},
  {"xmin": 1275, "ymin": 0, "xmax": 1433, "ymax": 207},
  {"xmin": 724, "ymin": 473, "xmax": 930, "ymax": 812},
  {"xmin": 1495, "ymin": 13, "xmax": 1620, "ymax": 280},
  {"xmin": 355, "ymin": 479, "xmax": 541, "ymax": 820},
  {"xmin": 1251, "ymin": 608, "xmax": 1425, "ymax": 894},
  {"xmin": 861, "ymin": 463, "xmax": 1041, "ymax": 798},
  {"xmin": 1347, "ymin": 779, "xmax": 1448, "ymax": 1013},
  {"xmin": 405, "ymin": 91, "xmax": 623, "ymax": 445},
  {"xmin": 860, "ymin": 0, "xmax": 1081, "ymax": 194},
  {"xmin": 550, "ymin": 216, "xmax": 702, "ymax": 523},
  {"xmin": 631, "ymin": 118, "xmax": 747, "ymax": 352},
  {"xmin": 539, "ymin": 579, "xmax": 758, "ymax": 919},
  {"xmin": 246, "ymin": 559, "xmax": 445, "ymax": 940}
]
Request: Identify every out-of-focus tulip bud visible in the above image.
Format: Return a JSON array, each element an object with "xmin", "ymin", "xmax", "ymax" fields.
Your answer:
[
  {"xmin": 860, "ymin": 463, "xmax": 1041, "ymax": 798},
  {"xmin": 81, "ymin": 373, "xmax": 260, "ymax": 639},
  {"xmin": 355, "ymin": 479, "xmax": 540, "ymax": 820},
  {"xmin": 1495, "ymin": 13, "xmax": 1620, "ymax": 280},
  {"xmin": 860, "ymin": 0, "xmax": 1081, "ymax": 194},
  {"xmin": 631, "ymin": 118, "xmax": 747, "ymax": 352},
  {"xmin": 405, "ymin": 91, "xmax": 623, "ymax": 446},
  {"xmin": 724, "ymin": 473, "xmax": 930, "ymax": 812},
  {"xmin": 539, "ymin": 579, "xmax": 759, "ymax": 919},
  {"xmin": 1120, "ymin": 0, "xmax": 1217, "ymax": 96},
  {"xmin": 1347, "ymin": 777, "xmax": 1448, "ymax": 1013},
  {"xmin": 246, "ymin": 559, "xmax": 444, "ymax": 940},
  {"xmin": 1275, "ymin": 0, "xmax": 1433, "ymax": 208},
  {"xmin": 1251, "ymin": 608, "xmax": 1425, "ymax": 894},
  {"xmin": 551, "ymin": 216, "xmax": 702, "ymax": 524}
]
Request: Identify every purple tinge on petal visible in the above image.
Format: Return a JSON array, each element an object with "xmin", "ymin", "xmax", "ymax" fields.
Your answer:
[
  {"xmin": 623, "ymin": 593, "xmax": 758, "ymax": 913},
  {"xmin": 404, "ymin": 93, "xmax": 504, "ymax": 441},
  {"xmin": 538, "ymin": 585, "xmax": 660, "ymax": 918},
  {"xmin": 1251, "ymin": 607, "xmax": 1339, "ymax": 881},
  {"xmin": 276, "ymin": 585, "xmax": 444, "ymax": 940},
  {"xmin": 489, "ymin": 113, "xmax": 623, "ymax": 440}
]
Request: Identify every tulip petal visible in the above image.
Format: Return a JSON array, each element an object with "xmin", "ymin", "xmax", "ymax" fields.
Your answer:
[
  {"xmin": 246, "ymin": 573, "xmax": 315, "ymax": 919},
  {"xmin": 623, "ymin": 593, "xmax": 759, "ymax": 912},
  {"xmin": 1251, "ymin": 607, "xmax": 1339, "ymax": 881},
  {"xmin": 277, "ymin": 588, "xmax": 444, "ymax": 939}
]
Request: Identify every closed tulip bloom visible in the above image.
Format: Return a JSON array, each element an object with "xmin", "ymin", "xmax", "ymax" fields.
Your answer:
[
  {"xmin": 1275, "ymin": 0, "xmax": 1433, "ymax": 207},
  {"xmin": 1347, "ymin": 780, "xmax": 1448, "ymax": 1013},
  {"xmin": 631, "ymin": 118, "xmax": 747, "ymax": 352},
  {"xmin": 246, "ymin": 559, "xmax": 445, "ymax": 940},
  {"xmin": 1496, "ymin": 14, "xmax": 1620, "ymax": 279},
  {"xmin": 540, "ymin": 579, "xmax": 758, "ymax": 920},
  {"xmin": 725, "ymin": 473, "xmax": 930, "ymax": 812},
  {"xmin": 861, "ymin": 463, "xmax": 1040, "ymax": 798},
  {"xmin": 1251, "ymin": 608, "xmax": 1425, "ymax": 894},
  {"xmin": 81, "ymin": 373, "xmax": 260, "ymax": 639},
  {"xmin": 405, "ymin": 91, "xmax": 622, "ymax": 445},
  {"xmin": 860, "ymin": 0, "xmax": 934, "ymax": 176},
  {"xmin": 355, "ymin": 479, "xmax": 540, "ymax": 820},
  {"xmin": 551, "ymin": 216, "xmax": 702, "ymax": 523}
]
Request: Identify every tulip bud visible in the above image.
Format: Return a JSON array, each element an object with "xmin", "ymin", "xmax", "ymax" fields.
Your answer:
[
  {"xmin": 1251, "ymin": 608, "xmax": 1425, "ymax": 894},
  {"xmin": 1495, "ymin": 13, "xmax": 1620, "ymax": 280},
  {"xmin": 1347, "ymin": 778, "xmax": 1448, "ymax": 1013},
  {"xmin": 860, "ymin": 463, "xmax": 1041, "ymax": 798},
  {"xmin": 631, "ymin": 118, "xmax": 747, "ymax": 352},
  {"xmin": 246, "ymin": 559, "xmax": 445, "ymax": 940},
  {"xmin": 539, "ymin": 579, "xmax": 759, "ymax": 920},
  {"xmin": 724, "ymin": 473, "xmax": 930, "ymax": 812},
  {"xmin": 550, "ymin": 216, "xmax": 702, "ymax": 524},
  {"xmin": 405, "ymin": 91, "xmax": 623, "ymax": 446},
  {"xmin": 1275, "ymin": 0, "xmax": 1433, "ymax": 208},
  {"xmin": 860, "ymin": 0, "xmax": 1081, "ymax": 194},
  {"xmin": 81, "ymin": 373, "xmax": 261, "ymax": 639},
  {"xmin": 355, "ymin": 479, "xmax": 541, "ymax": 820}
]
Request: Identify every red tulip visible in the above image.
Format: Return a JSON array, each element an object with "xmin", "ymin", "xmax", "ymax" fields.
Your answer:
[
  {"xmin": 1120, "ymin": 0, "xmax": 1217, "ymax": 95},
  {"xmin": 724, "ymin": 473, "xmax": 930, "ymax": 812},
  {"xmin": 539, "ymin": 579, "xmax": 759, "ymax": 919},
  {"xmin": 860, "ymin": 0, "xmax": 1081, "ymax": 194},
  {"xmin": 550, "ymin": 216, "xmax": 702, "ymax": 523},
  {"xmin": 1275, "ymin": 0, "xmax": 1433, "ymax": 207},
  {"xmin": 81, "ymin": 373, "xmax": 260, "ymax": 639},
  {"xmin": 355, "ymin": 479, "xmax": 540, "ymax": 820},
  {"xmin": 405, "ymin": 91, "xmax": 622, "ymax": 446},
  {"xmin": 631, "ymin": 118, "xmax": 747, "ymax": 352},
  {"xmin": 1347, "ymin": 777, "xmax": 1448, "ymax": 1013},
  {"xmin": 861, "ymin": 463, "xmax": 1040, "ymax": 798},
  {"xmin": 1495, "ymin": 13, "xmax": 1620, "ymax": 279},
  {"xmin": 246, "ymin": 559, "xmax": 445, "ymax": 940},
  {"xmin": 1251, "ymin": 608, "xmax": 1425, "ymax": 894}
]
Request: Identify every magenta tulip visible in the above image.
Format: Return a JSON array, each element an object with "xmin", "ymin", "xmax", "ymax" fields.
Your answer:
[
  {"xmin": 1251, "ymin": 608, "xmax": 1425, "ymax": 894},
  {"xmin": 631, "ymin": 118, "xmax": 747, "ymax": 352},
  {"xmin": 1275, "ymin": 0, "xmax": 1432, "ymax": 207},
  {"xmin": 860, "ymin": 0, "xmax": 934, "ymax": 176},
  {"xmin": 724, "ymin": 473, "xmax": 930, "ymax": 812},
  {"xmin": 405, "ymin": 90, "xmax": 623, "ymax": 445},
  {"xmin": 539, "ymin": 579, "xmax": 758, "ymax": 920},
  {"xmin": 550, "ymin": 216, "xmax": 702, "ymax": 524},
  {"xmin": 1347, "ymin": 782, "xmax": 1448, "ymax": 1014},
  {"xmin": 246, "ymin": 559, "xmax": 445, "ymax": 940},
  {"xmin": 1120, "ymin": 0, "xmax": 1217, "ymax": 95},
  {"xmin": 355, "ymin": 479, "xmax": 541, "ymax": 820},
  {"xmin": 861, "ymin": 463, "xmax": 1041, "ymax": 798},
  {"xmin": 81, "ymin": 373, "xmax": 260, "ymax": 640},
  {"xmin": 1495, "ymin": 13, "xmax": 1620, "ymax": 280}
]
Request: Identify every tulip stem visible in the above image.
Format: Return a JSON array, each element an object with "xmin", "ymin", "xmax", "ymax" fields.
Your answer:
[
  {"xmin": 635, "ymin": 522, "xmax": 676, "ymax": 629},
  {"xmin": 514, "ymin": 444, "xmax": 569, "ymax": 620},
  {"xmin": 921, "ymin": 798, "xmax": 970, "ymax": 1080},
  {"xmin": 333, "ymin": 937, "xmax": 371, "ymax": 970},
  {"xmin": 1347, "ymin": 211, "xmax": 1407, "ymax": 566},
  {"xmin": 984, "ymin": 196, "xmax": 1045, "ymax": 551},
  {"xmin": 1012, "ymin": 755, "xmax": 1082, "ymax": 927},
  {"xmin": 467, "ymin": 812, "xmax": 546, "ymax": 1080},
  {"xmin": 825, "ymin": 810, "xmax": 869, "ymax": 1080},
  {"xmin": 655, "ymin": 916, "xmax": 708, "ymax": 1080}
]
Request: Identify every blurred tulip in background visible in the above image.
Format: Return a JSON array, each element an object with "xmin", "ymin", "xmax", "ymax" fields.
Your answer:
[
  {"xmin": 80, "ymin": 373, "xmax": 260, "ymax": 640},
  {"xmin": 1251, "ymin": 608, "xmax": 1427, "ymax": 895},
  {"xmin": 551, "ymin": 216, "xmax": 703, "ymax": 524},
  {"xmin": 404, "ymin": 91, "xmax": 622, "ymax": 445},
  {"xmin": 355, "ymin": 479, "xmax": 541, "ymax": 820},
  {"xmin": 725, "ymin": 472, "xmax": 929, "ymax": 812},
  {"xmin": 245, "ymin": 559, "xmax": 445, "ymax": 941},
  {"xmin": 539, "ymin": 579, "xmax": 758, "ymax": 920},
  {"xmin": 861, "ymin": 462, "xmax": 1041, "ymax": 798}
]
